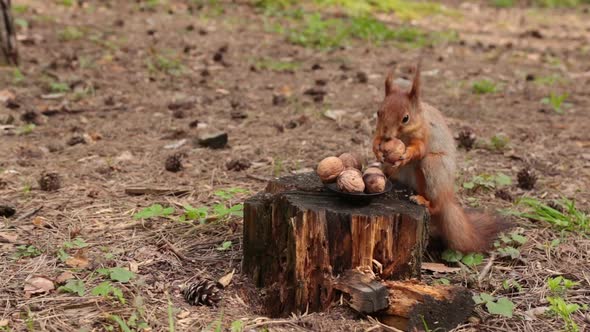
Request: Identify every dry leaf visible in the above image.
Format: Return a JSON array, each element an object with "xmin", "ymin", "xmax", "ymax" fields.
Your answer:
[
  {"xmin": 217, "ymin": 269, "xmax": 235, "ymax": 288},
  {"xmin": 56, "ymin": 271, "xmax": 75, "ymax": 284},
  {"xmin": 32, "ymin": 216, "xmax": 45, "ymax": 228},
  {"xmin": 129, "ymin": 261, "xmax": 139, "ymax": 273},
  {"xmin": 0, "ymin": 232, "xmax": 18, "ymax": 243},
  {"xmin": 0, "ymin": 90, "xmax": 16, "ymax": 103},
  {"xmin": 421, "ymin": 262, "xmax": 461, "ymax": 273},
  {"xmin": 176, "ymin": 310, "xmax": 190, "ymax": 319},
  {"xmin": 65, "ymin": 251, "xmax": 89, "ymax": 269},
  {"xmin": 24, "ymin": 276, "xmax": 55, "ymax": 297},
  {"xmin": 0, "ymin": 319, "xmax": 8, "ymax": 327},
  {"xmin": 524, "ymin": 306, "xmax": 548, "ymax": 321}
]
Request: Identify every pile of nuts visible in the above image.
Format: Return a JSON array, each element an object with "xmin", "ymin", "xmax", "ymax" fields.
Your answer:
[{"xmin": 317, "ymin": 153, "xmax": 388, "ymax": 194}]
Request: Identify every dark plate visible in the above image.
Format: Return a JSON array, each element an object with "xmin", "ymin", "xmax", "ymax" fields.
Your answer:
[{"xmin": 325, "ymin": 180, "xmax": 393, "ymax": 199}]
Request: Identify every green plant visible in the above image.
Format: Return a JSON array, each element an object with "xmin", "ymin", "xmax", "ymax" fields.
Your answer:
[
  {"xmin": 231, "ymin": 320, "xmax": 244, "ymax": 332},
  {"xmin": 463, "ymin": 172, "xmax": 511, "ymax": 191},
  {"xmin": 17, "ymin": 124, "xmax": 36, "ymax": 136},
  {"xmin": 534, "ymin": 74, "xmax": 563, "ymax": 86},
  {"xmin": 12, "ymin": 68, "xmax": 25, "ymax": 84},
  {"xmin": 58, "ymin": 279, "xmax": 86, "ymax": 296},
  {"xmin": 547, "ymin": 296, "xmax": 583, "ymax": 332},
  {"xmin": 110, "ymin": 315, "xmax": 132, "ymax": 332},
  {"xmin": 491, "ymin": 0, "xmax": 514, "ymax": 7},
  {"xmin": 541, "ymin": 92, "xmax": 568, "ymax": 114},
  {"xmin": 146, "ymin": 52, "xmax": 184, "ymax": 76},
  {"xmin": 547, "ymin": 276, "xmax": 578, "ymax": 294},
  {"xmin": 12, "ymin": 4, "xmax": 29, "ymax": 14},
  {"xmin": 214, "ymin": 188, "xmax": 248, "ymax": 200},
  {"xmin": 217, "ymin": 241, "xmax": 232, "ymax": 251},
  {"xmin": 133, "ymin": 204, "xmax": 175, "ymax": 220},
  {"xmin": 13, "ymin": 245, "xmax": 42, "ymax": 259},
  {"xmin": 167, "ymin": 296, "xmax": 176, "ymax": 332},
  {"xmin": 179, "ymin": 204, "xmax": 209, "ymax": 223},
  {"xmin": 494, "ymin": 230, "xmax": 527, "ymax": 259},
  {"xmin": 57, "ymin": 0, "xmax": 74, "ymax": 6},
  {"xmin": 488, "ymin": 134, "xmax": 510, "ymax": 150},
  {"xmin": 511, "ymin": 197, "xmax": 589, "ymax": 234},
  {"xmin": 58, "ymin": 27, "xmax": 84, "ymax": 41},
  {"xmin": 15, "ymin": 18, "xmax": 29, "ymax": 29},
  {"xmin": 253, "ymin": 58, "xmax": 300, "ymax": 72},
  {"xmin": 472, "ymin": 79, "xmax": 497, "ymax": 94},
  {"xmin": 49, "ymin": 82, "xmax": 71, "ymax": 93},
  {"xmin": 63, "ymin": 237, "xmax": 89, "ymax": 249},
  {"xmin": 92, "ymin": 281, "xmax": 126, "ymax": 304},
  {"xmin": 473, "ymin": 293, "xmax": 515, "ymax": 318},
  {"xmin": 97, "ymin": 267, "xmax": 135, "ymax": 283},
  {"xmin": 502, "ymin": 279, "xmax": 523, "ymax": 292},
  {"xmin": 441, "ymin": 249, "xmax": 484, "ymax": 267}
]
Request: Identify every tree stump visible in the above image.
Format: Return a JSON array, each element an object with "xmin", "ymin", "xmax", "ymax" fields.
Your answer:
[
  {"xmin": 243, "ymin": 172, "xmax": 429, "ymax": 317},
  {"xmin": 0, "ymin": 0, "xmax": 18, "ymax": 66}
]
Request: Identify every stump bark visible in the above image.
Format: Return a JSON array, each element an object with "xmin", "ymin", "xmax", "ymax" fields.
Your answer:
[
  {"xmin": 0, "ymin": 0, "xmax": 18, "ymax": 65},
  {"xmin": 243, "ymin": 173, "xmax": 429, "ymax": 317}
]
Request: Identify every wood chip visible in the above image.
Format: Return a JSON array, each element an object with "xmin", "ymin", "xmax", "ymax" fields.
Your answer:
[
  {"xmin": 217, "ymin": 269, "xmax": 235, "ymax": 288},
  {"xmin": 421, "ymin": 262, "xmax": 461, "ymax": 273}
]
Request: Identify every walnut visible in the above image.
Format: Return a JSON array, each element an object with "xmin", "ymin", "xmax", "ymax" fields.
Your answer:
[
  {"xmin": 363, "ymin": 166, "xmax": 384, "ymax": 177},
  {"xmin": 317, "ymin": 156, "xmax": 344, "ymax": 183},
  {"xmin": 363, "ymin": 167, "xmax": 386, "ymax": 193},
  {"xmin": 338, "ymin": 152, "xmax": 362, "ymax": 170},
  {"xmin": 337, "ymin": 168, "xmax": 365, "ymax": 193},
  {"xmin": 380, "ymin": 138, "xmax": 406, "ymax": 164}
]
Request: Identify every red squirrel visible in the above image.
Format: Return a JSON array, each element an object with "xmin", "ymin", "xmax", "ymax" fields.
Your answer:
[{"xmin": 373, "ymin": 64, "xmax": 507, "ymax": 253}]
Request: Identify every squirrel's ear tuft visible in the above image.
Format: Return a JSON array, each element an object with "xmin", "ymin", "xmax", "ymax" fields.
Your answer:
[
  {"xmin": 408, "ymin": 61, "xmax": 421, "ymax": 104},
  {"xmin": 384, "ymin": 70, "xmax": 395, "ymax": 96}
]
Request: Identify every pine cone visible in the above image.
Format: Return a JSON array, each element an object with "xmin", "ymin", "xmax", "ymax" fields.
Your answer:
[
  {"xmin": 183, "ymin": 278, "xmax": 221, "ymax": 306},
  {"xmin": 456, "ymin": 128, "xmax": 476, "ymax": 151}
]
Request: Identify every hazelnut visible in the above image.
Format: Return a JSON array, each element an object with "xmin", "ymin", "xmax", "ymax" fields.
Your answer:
[
  {"xmin": 337, "ymin": 168, "xmax": 365, "ymax": 193},
  {"xmin": 364, "ymin": 173, "xmax": 386, "ymax": 193},
  {"xmin": 338, "ymin": 152, "xmax": 362, "ymax": 170},
  {"xmin": 317, "ymin": 156, "xmax": 344, "ymax": 183},
  {"xmin": 380, "ymin": 138, "xmax": 406, "ymax": 164}
]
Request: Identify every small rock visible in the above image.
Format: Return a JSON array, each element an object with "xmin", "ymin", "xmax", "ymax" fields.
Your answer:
[
  {"xmin": 517, "ymin": 167, "xmax": 537, "ymax": 190},
  {"xmin": 196, "ymin": 131, "xmax": 228, "ymax": 149},
  {"xmin": 189, "ymin": 119, "xmax": 200, "ymax": 128},
  {"xmin": 456, "ymin": 128, "xmax": 476, "ymax": 151},
  {"xmin": 226, "ymin": 158, "xmax": 251, "ymax": 171},
  {"xmin": 39, "ymin": 171, "xmax": 61, "ymax": 191},
  {"xmin": 165, "ymin": 153, "xmax": 185, "ymax": 172},
  {"xmin": 164, "ymin": 139, "xmax": 188, "ymax": 150},
  {"xmin": 323, "ymin": 109, "xmax": 347, "ymax": 121},
  {"xmin": 0, "ymin": 205, "xmax": 16, "ymax": 218},
  {"xmin": 285, "ymin": 115, "xmax": 310, "ymax": 129},
  {"xmin": 168, "ymin": 97, "xmax": 197, "ymax": 111},
  {"xmin": 47, "ymin": 142, "xmax": 64, "ymax": 153},
  {"xmin": 356, "ymin": 71, "xmax": 368, "ymax": 83}
]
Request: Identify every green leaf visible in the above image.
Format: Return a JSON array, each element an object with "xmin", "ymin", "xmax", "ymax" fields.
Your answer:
[
  {"xmin": 133, "ymin": 204, "xmax": 174, "ymax": 220},
  {"xmin": 461, "ymin": 253, "xmax": 484, "ymax": 267},
  {"xmin": 108, "ymin": 267, "xmax": 135, "ymax": 283},
  {"xmin": 463, "ymin": 181, "xmax": 475, "ymax": 189},
  {"xmin": 110, "ymin": 315, "xmax": 132, "ymax": 332},
  {"xmin": 57, "ymin": 248, "xmax": 71, "ymax": 262},
  {"xmin": 441, "ymin": 249, "xmax": 463, "ymax": 263},
  {"xmin": 217, "ymin": 241, "xmax": 232, "ymax": 251},
  {"xmin": 510, "ymin": 233, "xmax": 527, "ymax": 245},
  {"xmin": 64, "ymin": 237, "xmax": 88, "ymax": 249},
  {"xmin": 58, "ymin": 279, "xmax": 85, "ymax": 296},
  {"xmin": 436, "ymin": 278, "xmax": 450, "ymax": 285},
  {"xmin": 92, "ymin": 281, "xmax": 113, "ymax": 297},
  {"xmin": 497, "ymin": 246, "xmax": 520, "ymax": 259},
  {"xmin": 111, "ymin": 286, "xmax": 126, "ymax": 304},
  {"xmin": 486, "ymin": 297, "xmax": 514, "ymax": 318},
  {"xmin": 494, "ymin": 173, "xmax": 512, "ymax": 187},
  {"xmin": 231, "ymin": 320, "xmax": 244, "ymax": 332}
]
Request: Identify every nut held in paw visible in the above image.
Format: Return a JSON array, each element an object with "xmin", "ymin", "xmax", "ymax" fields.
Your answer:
[
  {"xmin": 337, "ymin": 168, "xmax": 365, "ymax": 193},
  {"xmin": 317, "ymin": 156, "xmax": 344, "ymax": 183}
]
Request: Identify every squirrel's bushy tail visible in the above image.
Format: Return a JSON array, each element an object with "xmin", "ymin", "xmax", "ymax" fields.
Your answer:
[{"xmin": 434, "ymin": 199, "xmax": 508, "ymax": 253}]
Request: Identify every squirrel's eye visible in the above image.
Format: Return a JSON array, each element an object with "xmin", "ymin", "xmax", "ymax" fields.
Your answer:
[{"xmin": 402, "ymin": 114, "xmax": 410, "ymax": 124}]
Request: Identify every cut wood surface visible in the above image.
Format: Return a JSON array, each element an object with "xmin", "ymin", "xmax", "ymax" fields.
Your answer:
[{"xmin": 242, "ymin": 173, "xmax": 429, "ymax": 317}]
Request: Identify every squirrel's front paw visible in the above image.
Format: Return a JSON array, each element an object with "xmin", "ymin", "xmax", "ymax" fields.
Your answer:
[{"xmin": 410, "ymin": 195, "xmax": 430, "ymax": 208}]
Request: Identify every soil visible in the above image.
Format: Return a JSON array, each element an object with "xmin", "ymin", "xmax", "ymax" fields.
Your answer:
[{"xmin": 1, "ymin": 1, "xmax": 589, "ymax": 331}]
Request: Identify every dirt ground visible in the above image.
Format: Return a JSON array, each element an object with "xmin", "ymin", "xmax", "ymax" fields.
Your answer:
[{"xmin": 1, "ymin": 0, "xmax": 589, "ymax": 331}]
